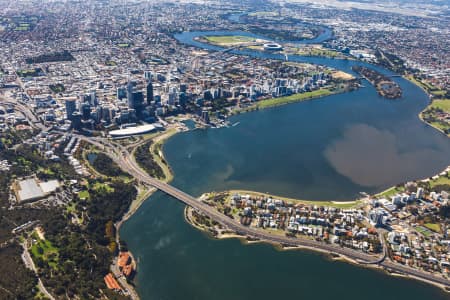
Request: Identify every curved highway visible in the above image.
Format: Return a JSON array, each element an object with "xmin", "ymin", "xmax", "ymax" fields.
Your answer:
[
  {"xmin": 76, "ymin": 135, "xmax": 450, "ymax": 289},
  {"xmin": 124, "ymin": 150, "xmax": 450, "ymax": 288}
]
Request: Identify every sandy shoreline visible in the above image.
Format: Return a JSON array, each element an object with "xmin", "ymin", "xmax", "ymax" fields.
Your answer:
[
  {"xmin": 116, "ymin": 129, "xmax": 178, "ymax": 230},
  {"xmin": 183, "ymin": 205, "xmax": 450, "ymax": 292},
  {"xmin": 404, "ymin": 75, "xmax": 449, "ymax": 138},
  {"xmin": 112, "ymin": 129, "xmax": 179, "ymax": 299},
  {"xmin": 113, "ymin": 76, "xmax": 450, "ymax": 296},
  {"xmin": 216, "ymin": 189, "xmax": 361, "ymax": 208}
]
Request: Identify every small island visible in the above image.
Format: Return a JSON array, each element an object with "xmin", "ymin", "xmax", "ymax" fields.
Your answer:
[{"xmin": 352, "ymin": 66, "xmax": 402, "ymax": 99}]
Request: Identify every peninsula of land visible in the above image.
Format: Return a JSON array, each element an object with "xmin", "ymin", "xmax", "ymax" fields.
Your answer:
[{"xmin": 352, "ymin": 66, "xmax": 402, "ymax": 99}]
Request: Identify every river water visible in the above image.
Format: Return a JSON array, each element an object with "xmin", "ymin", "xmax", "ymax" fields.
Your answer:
[{"xmin": 121, "ymin": 30, "xmax": 450, "ymax": 300}]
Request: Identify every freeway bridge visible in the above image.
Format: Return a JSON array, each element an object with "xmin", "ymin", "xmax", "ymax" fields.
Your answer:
[
  {"xmin": 9, "ymin": 90, "xmax": 449, "ymax": 289},
  {"xmin": 74, "ymin": 135, "xmax": 450, "ymax": 289},
  {"xmin": 79, "ymin": 135, "xmax": 385, "ymax": 262}
]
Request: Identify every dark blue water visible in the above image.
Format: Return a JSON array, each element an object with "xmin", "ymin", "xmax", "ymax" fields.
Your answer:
[
  {"xmin": 163, "ymin": 90, "xmax": 450, "ymax": 200},
  {"xmin": 175, "ymin": 30, "xmax": 392, "ymax": 76},
  {"xmin": 121, "ymin": 31, "xmax": 450, "ymax": 300}
]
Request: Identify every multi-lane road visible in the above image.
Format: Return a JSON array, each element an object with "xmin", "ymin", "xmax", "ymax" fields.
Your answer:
[
  {"xmin": 1, "ymin": 97, "xmax": 49, "ymax": 131},
  {"xmin": 5, "ymin": 71, "xmax": 450, "ymax": 292},
  {"xmin": 78, "ymin": 135, "xmax": 450, "ymax": 289}
]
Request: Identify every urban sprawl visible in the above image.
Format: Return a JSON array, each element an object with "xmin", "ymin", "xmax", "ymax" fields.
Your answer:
[{"xmin": 0, "ymin": 0, "xmax": 449, "ymax": 299}]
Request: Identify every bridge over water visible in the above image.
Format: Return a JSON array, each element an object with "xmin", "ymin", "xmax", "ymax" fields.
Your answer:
[{"xmin": 80, "ymin": 135, "xmax": 450, "ymax": 288}]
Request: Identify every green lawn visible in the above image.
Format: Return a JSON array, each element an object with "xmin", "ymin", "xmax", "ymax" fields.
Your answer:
[
  {"xmin": 105, "ymin": 60, "xmax": 117, "ymax": 66},
  {"xmin": 17, "ymin": 68, "xmax": 40, "ymax": 77},
  {"xmin": 227, "ymin": 189, "xmax": 361, "ymax": 209},
  {"xmin": 30, "ymin": 236, "xmax": 59, "ymax": 269},
  {"xmin": 375, "ymin": 186, "xmax": 405, "ymax": 198},
  {"xmin": 407, "ymin": 76, "xmax": 447, "ymax": 97},
  {"xmin": 424, "ymin": 223, "xmax": 440, "ymax": 233},
  {"xmin": 429, "ymin": 121, "xmax": 450, "ymax": 135},
  {"xmin": 429, "ymin": 176, "xmax": 450, "ymax": 188},
  {"xmin": 416, "ymin": 226, "xmax": 433, "ymax": 238},
  {"xmin": 14, "ymin": 26, "xmax": 30, "ymax": 31},
  {"xmin": 430, "ymin": 99, "xmax": 450, "ymax": 113},
  {"xmin": 256, "ymin": 89, "xmax": 332, "ymax": 109},
  {"xmin": 204, "ymin": 35, "xmax": 256, "ymax": 45},
  {"xmin": 297, "ymin": 48, "xmax": 343, "ymax": 58},
  {"xmin": 78, "ymin": 190, "xmax": 90, "ymax": 199},
  {"xmin": 407, "ymin": 76, "xmax": 433, "ymax": 91},
  {"xmin": 431, "ymin": 90, "xmax": 447, "ymax": 96},
  {"xmin": 66, "ymin": 201, "xmax": 76, "ymax": 213},
  {"xmin": 92, "ymin": 182, "xmax": 114, "ymax": 192},
  {"xmin": 38, "ymin": 167, "xmax": 55, "ymax": 176}
]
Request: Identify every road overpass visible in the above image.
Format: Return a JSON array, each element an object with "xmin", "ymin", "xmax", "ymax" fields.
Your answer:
[
  {"xmin": 1, "ymin": 98, "xmax": 49, "ymax": 131},
  {"xmin": 8, "ymin": 81, "xmax": 450, "ymax": 290}
]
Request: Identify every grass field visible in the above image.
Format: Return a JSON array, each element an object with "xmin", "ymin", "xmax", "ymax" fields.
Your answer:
[
  {"xmin": 431, "ymin": 90, "xmax": 447, "ymax": 96},
  {"xmin": 375, "ymin": 186, "xmax": 405, "ymax": 198},
  {"xmin": 430, "ymin": 99, "xmax": 450, "ymax": 112},
  {"xmin": 92, "ymin": 182, "xmax": 114, "ymax": 192},
  {"xmin": 407, "ymin": 76, "xmax": 448, "ymax": 98},
  {"xmin": 14, "ymin": 26, "xmax": 30, "ymax": 31},
  {"xmin": 296, "ymin": 47, "xmax": 344, "ymax": 58},
  {"xmin": 31, "ymin": 234, "xmax": 59, "ymax": 269},
  {"xmin": 17, "ymin": 68, "xmax": 41, "ymax": 77},
  {"xmin": 256, "ymin": 89, "xmax": 332, "ymax": 109},
  {"xmin": 78, "ymin": 190, "xmax": 90, "ymax": 199},
  {"xmin": 429, "ymin": 175, "xmax": 450, "ymax": 188},
  {"xmin": 416, "ymin": 226, "xmax": 433, "ymax": 237},
  {"xmin": 407, "ymin": 76, "xmax": 435, "ymax": 92},
  {"xmin": 429, "ymin": 121, "xmax": 450, "ymax": 135},
  {"xmin": 424, "ymin": 223, "xmax": 440, "ymax": 233},
  {"xmin": 419, "ymin": 97, "xmax": 450, "ymax": 137},
  {"xmin": 204, "ymin": 35, "xmax": 256, "ymax": 45},
  {"xmin": 227, "ymin": 190, "xmax": 361, "ymax": 209}
]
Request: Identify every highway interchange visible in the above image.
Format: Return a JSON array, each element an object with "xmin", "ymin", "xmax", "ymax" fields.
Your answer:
[{"xmin": 3, "ymin": 96, "xmax": 449, "ymax": 290}]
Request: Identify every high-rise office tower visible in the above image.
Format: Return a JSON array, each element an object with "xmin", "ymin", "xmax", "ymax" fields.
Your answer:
[
  {"xmin": 117, "ymin": 87, "xmax": 127, "ymax": 100},
  {"xmin": 71, "ymin": 112, "xmax": 82, "ymax": 130},
  {"xmin": 144, "ymin": 71, "xmax": 152, "ymax": 81},
  {"xmin": 201, "ymin": 110, "xmax": 210, "ymax": 124},
  {"xmin": 127, "ymin": 80, "xmax": 134, "ymax": 109},
  {"xmin": 130, "ymin": 91, "xmax": 144, "ymax": 115},
  {"xmin": 90, "ymin": 90, "xmax": 97, "ymax": 106},
  {"xmin": 65, "ymin": 98, "xmax": 77, "ymax": 120},
  {"xmin": 179, "ymin": 92, "xmax": 187, "ymax": 107},
  {"xmin": 81, "ymin": 102, "xmax": 91, "ymax": 120},
  {"xmin": 146, "ymin": 80, "xmax": 154, "ymax": 105}
]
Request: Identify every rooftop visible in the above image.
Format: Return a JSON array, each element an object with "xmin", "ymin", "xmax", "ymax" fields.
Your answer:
[
  {"xmin": 109, "ymin": 124, "xmax": 160, "ymax": 137},
  {"xmin": 14, "ymin": 177, "xmax": 60, "ymax": 202},
  {"xmin": 16, "ymin": 178, "xmax": 45, "ymax": 202}
]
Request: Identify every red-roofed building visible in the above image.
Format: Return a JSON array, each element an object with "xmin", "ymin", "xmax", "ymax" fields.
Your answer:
[
  {"xmin": 118, "ymin": 251, "xmax": 131, "ymax": 268},
  {"xmin": 123, "ymin": 264, "xmax": 133, "ymax": 277},
  {"xmin": 117, "ymin": 251, "xmax": 134, "ymax": 278},
  {"xmin": 104, "ymin": 273, "xmax": 122, "ymax": 291}
]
